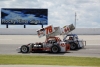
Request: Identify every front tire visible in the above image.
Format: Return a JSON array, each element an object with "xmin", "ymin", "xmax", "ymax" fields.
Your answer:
[
  {"xmin": 70, "ymin": 43, "xmax": 78, "ymax": 50},
  {"xmin": 21, "ymin": 45, "xmax": 29, "ymax": 53},
  {"xmin": 51, "ymin": 45, "xmax": 61, "ymax": 53}
]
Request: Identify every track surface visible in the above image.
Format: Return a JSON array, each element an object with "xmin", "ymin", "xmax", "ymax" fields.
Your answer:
[
  {"xmin": 0, "ymin": 35, "xmax": 100, "ymax": 58},
  {"xmin": 0, "ymin": 44, "xmax": 100, "ymax": 58}
]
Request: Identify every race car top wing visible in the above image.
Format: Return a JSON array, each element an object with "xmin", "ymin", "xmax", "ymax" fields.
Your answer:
[
  {"xmin": 37, "ymin": 24, "xmax": 75, "ymax": 38},
  {"xmin": 61, "ymin": 24, "xmax": 75, "ymax": 35}
]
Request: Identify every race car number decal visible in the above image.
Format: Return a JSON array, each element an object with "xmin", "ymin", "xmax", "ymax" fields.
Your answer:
[
  {"xmin": 37, "ymin": 25, "xmax": 55, "ymax": 38},
  {"xmin": 64, "ymin": 27, "xmax": 70, "ymax": 33},
  {"xmin": 45, "ymin": 25, "xmax": 53, "ymax": 34},
  {"xmin": 61, "ymin": 26, "xmax": 70, "ymax": 34},
  {"xmin": 60, "ymin": 43, "xmax": 66, "ymax": 47}
]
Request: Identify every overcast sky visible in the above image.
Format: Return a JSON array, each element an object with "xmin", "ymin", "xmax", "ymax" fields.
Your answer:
[{"xmin": 0, "ymin": 0, "xmax": 100, "ymax": 28}]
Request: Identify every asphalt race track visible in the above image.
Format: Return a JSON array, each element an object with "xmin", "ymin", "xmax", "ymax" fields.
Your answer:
[
  {"xmin": 0, "ymin": 35, "xmax": 100, "ymax": 58},
  {"xmin": 0, "ymin": 44, "xmax": 100, "ymax": 58}
]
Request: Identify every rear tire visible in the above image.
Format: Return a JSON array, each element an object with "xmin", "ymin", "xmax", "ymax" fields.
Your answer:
[
  {"xmin": 70, "ymin": 43, "xmax": 78, "ymax": 50},
  {"xmin": 51, "ymin": 45, "xmax": 61, "ymax": 53},
  {"xmin": 21, "ymin": 45, "xmax": 29, "ymax": 53}
]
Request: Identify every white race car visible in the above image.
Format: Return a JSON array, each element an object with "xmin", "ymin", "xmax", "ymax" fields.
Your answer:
[
  {"xmin": 17, "ymin": 36, "xmax": 70, "ymax": 53},
  {"xmin": 63, "ymin": 34, "xmax": 86, "ymax": 50}
]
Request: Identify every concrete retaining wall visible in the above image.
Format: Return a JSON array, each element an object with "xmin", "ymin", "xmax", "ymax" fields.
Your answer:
[
  {"xmin": 0, "ymin": 28, "xmax": 100, "ymax": 35},
  {"xmin": 0, "ymin": 28, "xmax": 37, "ymax": 35},
  {"xmin": 71, "ymin": 28, "xmax": 100, "ymax": 35}
]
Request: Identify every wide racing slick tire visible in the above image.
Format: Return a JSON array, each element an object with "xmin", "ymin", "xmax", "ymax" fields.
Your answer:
[
  {"xmin": 70, "ymin": 42, "xmax": 78, "ymax": 50},
  {"xmin": 21, "ymin": 45, "xmax": 29, "ymax": 53},
  {"xmin": 51, "ymin": 45, "xmax": 61, "ymax": 53}
]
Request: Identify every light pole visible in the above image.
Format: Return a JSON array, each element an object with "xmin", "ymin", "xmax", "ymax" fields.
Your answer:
[{"xmin": 75, "ymin": 12, "xmax": 77, "ymax": 28}]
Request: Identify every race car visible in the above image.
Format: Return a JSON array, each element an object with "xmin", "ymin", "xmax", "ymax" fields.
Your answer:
[
  {"xmin": 17, "ymin": 24, "xmax": 86, "ymax": 53},
  {"xmin": 17, "ymin": 36, "xmax": 70, "ymax": 53},
  {"xmin": 63, "ymin": 34, "xmax": 86, "ymax": 50}
]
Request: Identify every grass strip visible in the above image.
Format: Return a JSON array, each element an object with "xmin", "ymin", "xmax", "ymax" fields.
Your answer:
[{"xmin": 0, "ymin": 55, "xmax": 100, "ymax": 66}]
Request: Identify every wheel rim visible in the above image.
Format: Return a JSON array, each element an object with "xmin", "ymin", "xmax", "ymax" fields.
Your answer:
[
  {"xmin": 21, "ymin": 46, "xmax": 27, "ymax": 52},
  {"xmin": 70, "ymin": 43, "xmax": 76, "ymax": 49},
  {"xmin": 52, "ymin": 46, "xmax": 58, "ymax": 53}
]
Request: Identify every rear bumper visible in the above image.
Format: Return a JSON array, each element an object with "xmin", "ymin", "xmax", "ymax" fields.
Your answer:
[{"xmin": 78, "ymin": 40, "xmax": 86, "ymax": 48}]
